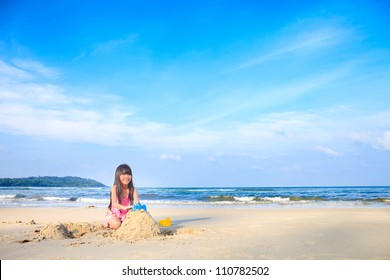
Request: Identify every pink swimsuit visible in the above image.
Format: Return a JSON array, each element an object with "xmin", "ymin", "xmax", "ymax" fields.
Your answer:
[{"xmin": 105, "ymin": 197, "xmax": 131, "ymax": 226}]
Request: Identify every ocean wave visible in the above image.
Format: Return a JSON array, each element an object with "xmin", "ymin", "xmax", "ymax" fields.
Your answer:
[
  {"xmin": 210, "ymin": 195, "xmax": 236, "ymax": 202},
  {"xmin": 208, "ymin": 195, "xmax": 325, "ymax": 203},
  {"xmin": 189, "ymin": 188, "xmax": 236, "ymax": 192},
  {"xmin": 210, "ymin": 195, "xmax": 260, "ymax": 202},
  {"xmin": 41, "ymin": 196, "xmax": 109, "ymax": 204},
  {"xmin": 0, "ymin": 194, "xmax": 19, "ymax": 199},
  {"xmin": 145, "ymin": 197, "xmax": 317, "ymax": 205},
  {"xmin": 288, "ymin": 196, "xmax": 325, "ymax": 201},
  {"xmin": 365, "ymin": 197, "xmax": 390, "ymax": 203},
  {"xmin": 0, "ymin": 195, "xmax": 108, "ymax": 204},
  {"xmin": 139, "ymin": 194, "xmax": 161, "ymax": 200},
  {"xmin": 76, "ymin": 197, "xmax": 109, "ymax": 204},
  {"xmin": 260, "ymin": 197, "xmax": 291, "ymax": 203},
  {"xmin": 235, "ymin": 196, "xmax": 257, "ymax": 202},
  {"xmin": 0, "ymin": 187, "xmax": 32, "ymax": 191},
  {"xmin": 0, "ymin": 194, "xmax": 28, "ymax": 199},
  {"xmin": 141, "ymin": 199, "xmax": 389, "ymax": 209},
  {"xmin": 43, "ymin": 196, "xmax": 72, "ymax": 201},
  {"xmin": 1, "ymin": 186, "xmax": 389, "ymax": 208}
]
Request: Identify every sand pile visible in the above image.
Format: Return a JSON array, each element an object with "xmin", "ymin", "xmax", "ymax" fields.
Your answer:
[
  {"xmin": 64, "ymin": 222, "xmax": 105, "ymax": 238},
  {"xmin": 39, "ymin": 223, "xmax": 72, "ymax": 240},
  {"xmin": 112, "ymin": 211, "xmax": 161, "ymax": 242},
  {"xmin": 38, "ymin": 222, "xmax": 105, "ymax": 240},
  {"xmin": 36, "ymin": 212, "xmax": 160, "ymax": 242}
]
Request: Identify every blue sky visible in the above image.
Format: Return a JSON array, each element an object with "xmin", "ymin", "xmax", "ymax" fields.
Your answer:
[{"xmin": 0, "ymin": 0, "xmax": 389, "ymax": 186}]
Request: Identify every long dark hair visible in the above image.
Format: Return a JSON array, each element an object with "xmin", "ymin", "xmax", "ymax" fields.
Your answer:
[{"xmin": 108, "ymin": 164, "xmax": 134, "ymax": 209}]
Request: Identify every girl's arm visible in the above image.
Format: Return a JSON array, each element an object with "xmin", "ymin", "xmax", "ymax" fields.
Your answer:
[{"xmin": 110, "ymin": 185, "xmax": 128, "ymax": 210}]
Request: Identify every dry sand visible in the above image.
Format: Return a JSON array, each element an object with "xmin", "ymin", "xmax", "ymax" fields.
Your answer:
[
  {"xmin": 0, "ymin": 207, "xmax": 389, "ymax": 260},
  {"xmin": 112, "ymin": 210, "xmax": 161, "ymax": 242}
]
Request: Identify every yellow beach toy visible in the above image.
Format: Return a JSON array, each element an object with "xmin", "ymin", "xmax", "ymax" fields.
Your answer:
[{"xmin": 158, "ymin": 217, "xmax": 172, "ymax": 227}]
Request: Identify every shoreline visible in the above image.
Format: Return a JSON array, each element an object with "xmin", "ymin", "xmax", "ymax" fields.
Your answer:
[
  {"xmin": 1, "ymin": 207, "xmax": 390, "ymax": 260},
  {"xmin": 2, "ymin": 185, "xmax": 389, "ymax": 209},
  {"xmin": 2, "ymin": 203, "xmax": 390, "ymax": 209}
]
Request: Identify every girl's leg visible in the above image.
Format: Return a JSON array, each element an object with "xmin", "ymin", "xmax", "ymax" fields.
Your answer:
[{"xmin": 107, "ymin": 216, "xmax": 121, "ymax": 229}]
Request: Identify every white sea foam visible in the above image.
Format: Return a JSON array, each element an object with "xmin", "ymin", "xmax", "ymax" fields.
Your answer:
[
  {"xmin": 76, "ymin": 197, "xmax": 109, "ymax": 204},
  {"xmin": 234, "ymin": 196, "xmax": 256, "ymax": 202},
  {"xmin": 1, "ymin": 186, "xmax": 389, "ymax": 208},
  {"xmin": 43, "ymin": 196, "xmax": 70, "ymax": 201},
  {"xmin": 262, "ymin": 197, "xmax": 291, "ymax": 203},
  {"xmin": 187, "ymin": 188, "xmax": 235, "ymax": 192},
  {"xmin": 0, "ymin": 194, "xmax": 16, "ymax": 199}
]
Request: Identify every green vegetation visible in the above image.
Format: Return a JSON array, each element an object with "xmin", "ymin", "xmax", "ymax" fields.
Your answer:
[{"xmin": 0, "ymin": 176, "xmax": 107, "ymax": 187}]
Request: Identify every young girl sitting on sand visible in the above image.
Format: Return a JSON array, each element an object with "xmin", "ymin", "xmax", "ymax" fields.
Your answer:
[{"xmin": 106, "ymin": 164, "xmax": 139, "ymax": 229}]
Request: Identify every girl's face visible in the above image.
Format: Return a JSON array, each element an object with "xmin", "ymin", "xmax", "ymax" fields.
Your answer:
[{"xmin": 119, "ymin": 173, "xmax": 132, "ymax": 187}]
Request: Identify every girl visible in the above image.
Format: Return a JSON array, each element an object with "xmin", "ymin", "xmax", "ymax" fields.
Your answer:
[{"xmin": 106, "ymin": 164, "xmax": 139, "ymax": 229}]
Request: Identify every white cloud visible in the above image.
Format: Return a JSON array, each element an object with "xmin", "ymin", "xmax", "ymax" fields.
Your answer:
[
  {"xmin": 229, "ymin": 22, "xmax": 351, "ymax": 72},
  {"xmin": 0, "ymin": 58, "xmax": 134, "ymax": 145},
  {"xmin": 280, "ymin": 163, "xmax": 302, "ymax": 172},
  {"xmin": 11, "ymin": 59, "xmax": 60, "ymax": 79},
  {"xmin": 377, "ymin": 131, "xmax": 390, "ymax": 150},
  {"xmin": 207, "ymin": 157, "xmax": 217, "ymax": 162},
  {"xmin": 1, "ymin": 57, "xmax": 390, "ymax": 158},
  {"xmin": 0, "ymin": 60, "xmax": 31, "ymax": 80},
  {"xmin": 348, "ymin": 130, "xmax": 390, "ymax": 151},
  {"xmin": 159, "ymin": 154, "xmax": 182, "ymax": 161},
  {"xmin": 77, "ymin": 34, "xmax": 139, "ymax": 58},
  {"xmin": 199, "ymin": 66, "xmax": 350, "ymax": 126},
  {"xmin": 0, "ymin": 102, "xmax": 131, "ymax": 145},
  {"xmin": 251, "ymin": 165, "xmax": 264, "ymax": 172},
  {"xmin": 314, "ymin": 145, "xmax": 343, "ymax": 157}
]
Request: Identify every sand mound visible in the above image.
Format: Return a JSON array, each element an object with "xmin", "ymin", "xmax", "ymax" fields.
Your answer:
[
  {"xmin": 38, "ymin": 222, "xmax": 106, "ymax": 240},
  {"xmin": 112, "ymin": 211, "xmax": 161, "ymax": 242},
  {"xmin": 39, "ymin": 223, "xmax": 72, "ymax": 240},
  {"xmin": 64, "ymin": 222, "xmax": 106, "ymax": 238}
]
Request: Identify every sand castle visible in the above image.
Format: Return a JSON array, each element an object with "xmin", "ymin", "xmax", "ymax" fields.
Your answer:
[
  {"xmin": 37, "ymin": 211, "xmax": 161, "ymax": 242},
  {"xmin": 112, "ymin": 210, "xmax": 161, "ymax": 242}
]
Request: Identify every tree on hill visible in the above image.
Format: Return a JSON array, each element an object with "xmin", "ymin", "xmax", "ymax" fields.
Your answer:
[{"xmin": 0, "ymin": 176, "xmax": 107, "ymax": 187}]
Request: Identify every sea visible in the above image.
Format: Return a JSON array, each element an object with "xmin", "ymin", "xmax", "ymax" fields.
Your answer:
[{"xmin": 0, "ymin": 185, "xmax": 389, "ymax": 209}]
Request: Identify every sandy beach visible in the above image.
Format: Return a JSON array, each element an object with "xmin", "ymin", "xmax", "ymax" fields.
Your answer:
[{"xmin": 1, "ymin": 207, "xmax": 389, "ymax": 260}]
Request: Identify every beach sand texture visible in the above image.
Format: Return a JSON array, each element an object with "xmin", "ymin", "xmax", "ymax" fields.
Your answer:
[{"xmin": 0, "ymin": 207, "xmax": 389, "ymax": 260}]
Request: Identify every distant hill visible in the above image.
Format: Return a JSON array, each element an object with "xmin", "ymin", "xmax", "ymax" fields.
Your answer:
[{"xmin": 0, "ymin": 176, "xmax": 107, "ymax": 188}]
